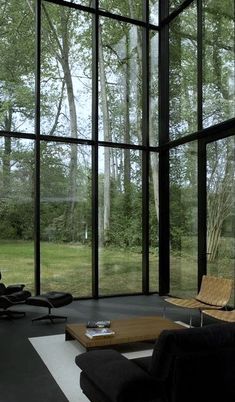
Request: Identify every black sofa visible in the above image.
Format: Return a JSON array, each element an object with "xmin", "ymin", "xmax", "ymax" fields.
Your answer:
[{"xmin": 76, "ymin": 322, "xmax": 235, "ymax": 402}]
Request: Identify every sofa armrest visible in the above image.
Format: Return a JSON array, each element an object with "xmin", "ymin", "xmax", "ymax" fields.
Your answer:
[{"xmin": 76, "ymin": 350, "xmax": 162, "ymax": 402}]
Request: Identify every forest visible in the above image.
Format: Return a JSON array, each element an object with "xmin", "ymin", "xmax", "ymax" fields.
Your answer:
[{"xmin": 0, "ymin": 0, "xmax": 234, "ymax": 298}]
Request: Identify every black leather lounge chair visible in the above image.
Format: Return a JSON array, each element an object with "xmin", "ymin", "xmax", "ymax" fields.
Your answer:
[{"xmin": 0, "ymin": 272, "xmax": 31, "ymax": 318}]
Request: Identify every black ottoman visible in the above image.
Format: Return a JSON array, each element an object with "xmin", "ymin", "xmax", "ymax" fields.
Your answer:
[{"xmin": 26, "ymin": 291, "xmax": 73, "ymax": 322}]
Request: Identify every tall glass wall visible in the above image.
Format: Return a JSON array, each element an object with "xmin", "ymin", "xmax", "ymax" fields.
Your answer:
[
  {"xmin": 0, "ymin": 1, "xmax": 234, "ymax": 300},
  {"xmin": 0, "ymin": 0, "xmax": 159, "ymax": 297}
]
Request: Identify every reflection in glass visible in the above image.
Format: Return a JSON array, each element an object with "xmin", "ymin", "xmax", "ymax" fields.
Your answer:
[
  {"xmin": 41, "ymin": 3, "xmax": 92, "ymax": 139},
  {"xmin": 203, "ymin": 1, "xmax": 235, "ymax": 127},
  {"xmin": 169, "ymin": 3, "xmax": 197, "ymax": 139},
  {"xmin": 0, "ymin": 0, "xmax": 35, "ymax": 133},
  {"xmin": 170, "ymin": 143, "xmax": 198, "ymax": 297},
  {"xmin": 149, "ymin": 152, "xmax": 159, "ymax": 292},
  {"xmin": 63, "ymin": 0, "xmax": 93, "ymax": 5},
  {"xmin": 99, "ymin": 18, "xmax": 142, "ymax": 145},
  {"xmin": 40, "ymin": 142, "xmax": 92, "ymax": 297},
  {"xmin": 207, "ymin": 136, "xmax": 235, "ymax": 306},
  {"xmin": 150, "ymin": 0, "xmax": 159, "ymax": 25},
  {"xmin": 99, "ymin": 0, "xmax": 142, "ymax": 20},
  {"xmin": 0, "ymin": 138, "xmax": 34, "ymax": 292},
  {"xmin": 99, "ymin": 147, "xmax": 142, "ymax": 295},
  {"xmin": 169, "ymin": 0, "xmax": 186, "ymax": 12}
]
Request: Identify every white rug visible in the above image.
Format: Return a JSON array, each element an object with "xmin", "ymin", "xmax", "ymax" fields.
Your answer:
[
  {"xmin": 29, "ymin": 321, "xmax": 189, "ymax": 402},
  {"xmin": 29, "ymin": 334, "xmax": 154, "ymax": 402}
]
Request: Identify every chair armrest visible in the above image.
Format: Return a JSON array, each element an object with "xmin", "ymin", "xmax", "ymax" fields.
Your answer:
[
  {"xmin": 76, "ymin": 349, "xmax": 162, "ymax": 402},
  {"xmin": 5, "ymin": 284, "xmax": 25, "ymax": 294}
]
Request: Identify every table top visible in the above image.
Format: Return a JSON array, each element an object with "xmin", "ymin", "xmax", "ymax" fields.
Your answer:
[{"xmin": 65, "ymin": 315, "xmax": 184, "ymax": 350}]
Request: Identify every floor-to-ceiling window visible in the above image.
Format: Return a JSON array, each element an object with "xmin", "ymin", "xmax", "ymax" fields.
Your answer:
[
  {"xmin": 0, "ymin": 0, "xmax": 35, "ymax": 291},
  {"xmin": 0, "ymin": 0, "xmax": 160, "ymax": 296},
  {"xmin": 0, "ymin": 0, "xmax": 234, "ymax": 302}
]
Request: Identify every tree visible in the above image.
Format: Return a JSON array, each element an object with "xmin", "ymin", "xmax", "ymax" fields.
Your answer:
[
  {"xmin": 207, "ymin": 139, "xmax": 234, "ymax": 261},
  {"xmin": 204, "ymin": 1, "xmax": 234, "ymax": 260},
  {"xmin": 0, "ymin": 1, "xmax": 35, "ymax": 196}
]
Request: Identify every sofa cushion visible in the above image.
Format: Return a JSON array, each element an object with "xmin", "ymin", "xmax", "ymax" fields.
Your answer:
[{"xmin": 76, "ymin": 349, "xmax": 161, "ymax": 402}]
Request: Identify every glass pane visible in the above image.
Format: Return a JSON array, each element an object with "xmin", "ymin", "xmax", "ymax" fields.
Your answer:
[
  {"xmin": 0, "ymin": 138, "xmax": 34, "ymax": 292},
  {"xmin": 150, "ymin": 31, "xmax": 159, "ymax": 146},
  {"xmin": 169, "ymin": 0, "xmax": 188, "ymax": 12},
  {"xmin": 207, "ymin": 136, "xmax": 235, "ymax": 307},
  {"xmin": 41, "ymin": 2, "xmax": 92, "ymax": 139},
  {"xmin": 40, "ymin": 142, "xmax": 92, "ymax": 297},
  {"xmin": 149, "ymin": 152, "xmax": 159, "ymax": 292},
  {"xmin": 170, "ymin": 142, "xmax": 198, "ymax": 297},
  {"xmin": 150, "ymin": 0, "xmax": 159, "ymax": 25},
  {"xmin": 99, "ymin": 147, "xmax": 142, "ymax": 295},
  {"xmin": 0, "ymin": 0, "xmax": 35, "ymax": 133},
  {"xmin": 99, "ymin": 18, "xmax": 142, "ymax": 145},
  {"xmin": 99, "ymin": 0, "xmax": 142, "ymax": 20},
  {"xmin": 203, "ymin": 0, "xmax": 235, "ymax": 128},
  {"xmin": 169, "ymin": 3, "xmax": 197, "ymax": 139},
  {"xmin": 63, "ymin": 0, "xmax": 93, "ymax": 5}
]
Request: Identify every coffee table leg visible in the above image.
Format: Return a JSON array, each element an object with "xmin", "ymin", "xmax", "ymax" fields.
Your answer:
[{"xmin": 65, "ymin": 329, "xmax": 74, "ymax": 341}]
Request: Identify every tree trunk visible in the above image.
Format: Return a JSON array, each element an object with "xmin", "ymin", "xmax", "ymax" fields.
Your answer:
[
  {"xmin": 42, "ymin": 5, "xmax": 79, "ymax": 241},
  {"xmin": 3, "ymin": 108, "xmax": 12, "ymax": 196},
  {"xmin": 60, "ymin": 9, "xmax": 78, "ymax": 241},
  {"xmin": 99, "ymin": 24, "xmax": 111, "ymax": 245},
  {"xmin": 207, "ymin": 12, "xmax": 233, "ymax": 260},
  {"xmin": 207, "ymin": 144, "xmax": 233, "ymax": 261},
  {"xmin": 128, "ymin": 0, "xmax": 142, "ymax": 144},
  {"xmin": 124, "ymin": 32, "xmax": 131, "ymax": 210}
]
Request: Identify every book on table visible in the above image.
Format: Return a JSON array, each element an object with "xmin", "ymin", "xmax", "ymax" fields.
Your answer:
[
  {"xmin": 85, "ymin": 327, "xmax": 115, "ymax": 339},
  {"xmin": 86, "ymin": 320, "xmax": 111, "ymax": 328}
]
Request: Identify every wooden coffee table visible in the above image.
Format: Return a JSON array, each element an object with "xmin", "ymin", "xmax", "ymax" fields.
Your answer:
[{"xmin": 65, "ymin": 315, "xmax": 184, "ymax": 350}]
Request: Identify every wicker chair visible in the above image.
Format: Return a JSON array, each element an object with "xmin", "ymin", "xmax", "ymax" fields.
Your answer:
[
  {"xmin": 202, "ymin": 309, "xmax": 235, "ymax": 323},
  {"xmin": 165, "ymin": 275, "xmax": 233, "ymax": 327}
]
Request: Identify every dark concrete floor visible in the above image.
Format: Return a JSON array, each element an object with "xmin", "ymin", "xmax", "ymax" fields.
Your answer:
[{"xmin": 0, "ymin": 294, "xmax": 216, "ymax": 402}]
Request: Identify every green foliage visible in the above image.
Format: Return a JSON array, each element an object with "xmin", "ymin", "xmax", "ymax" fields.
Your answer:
[
  {"xmin": 0, "ymin": 0, "xmax": 234, "ymax": 298},
  {"xmin": 0, "ymin": 200, "xmax": 33, "ymax": 240}
]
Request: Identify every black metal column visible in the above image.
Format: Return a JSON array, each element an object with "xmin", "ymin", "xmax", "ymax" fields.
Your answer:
[
  {"xmin": 142, "ymin": 0, "xmax": 150, "ymax": 294},
  {"xmin": 91, "ymin": 0, "xmax": 99, "ymax": 298},
  {"xmin": 158, "ymin": 0, "xmax": 170, "ymax": 296},
  {"xmin": 197, "ymin": 0, "xmax": 207, "ymax": 291},
  {"xmin": 34, "ymin": 0, "xmax": 41, "ymax": 295}
]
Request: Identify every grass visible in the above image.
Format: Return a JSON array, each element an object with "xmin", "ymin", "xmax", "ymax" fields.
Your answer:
[{"xmin": 0, "ymin": 240, "xmax": 234, "ymax": 303}]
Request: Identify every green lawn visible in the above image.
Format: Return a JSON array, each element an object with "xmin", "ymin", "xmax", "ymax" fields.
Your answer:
[
  {"xmin": 0, "ymin": 241, "xmax": 157, "ymax": 297},
  {"xmin": 0, "ymin": 240, "xmax": 233, "ymax": 303}
]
